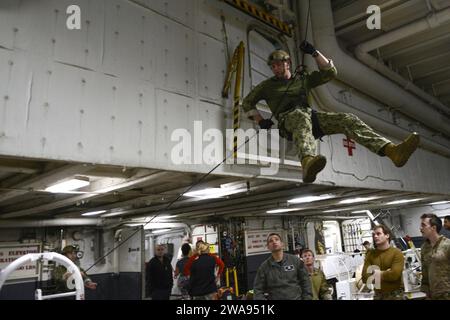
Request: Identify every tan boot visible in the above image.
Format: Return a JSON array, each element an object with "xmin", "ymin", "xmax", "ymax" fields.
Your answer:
[
  {"xmin": 302, "ymin": 155, "xmax": 327, "ymax": 183},
  {"xmin": 384, "ymin": 132, "xmax": 420, "ymax": 167}
]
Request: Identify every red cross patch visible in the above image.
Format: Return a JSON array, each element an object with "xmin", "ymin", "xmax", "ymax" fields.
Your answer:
[{"xmin": 343, "ymin": 138, "xmax": 356, "ymax": 156}]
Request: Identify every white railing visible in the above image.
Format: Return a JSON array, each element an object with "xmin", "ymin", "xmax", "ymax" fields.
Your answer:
[{"xmin": 0, "ymin": 252, "xmax": 85, "ymax": 300}]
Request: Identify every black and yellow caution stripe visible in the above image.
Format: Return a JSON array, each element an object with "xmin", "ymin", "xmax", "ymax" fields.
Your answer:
[{"xmin": 222, "ymin": 0, "xmax": 293, "ymax": 37}]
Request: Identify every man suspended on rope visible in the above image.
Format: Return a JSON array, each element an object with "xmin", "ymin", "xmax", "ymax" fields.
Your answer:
[{"xmin": 242, "ymin": 40, "xmax": 420, "ymax": 183}]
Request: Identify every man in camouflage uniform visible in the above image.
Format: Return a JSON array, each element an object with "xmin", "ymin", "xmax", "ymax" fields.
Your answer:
[
  {"xmin": 420, "ymin": 213, "xmax": 450, "ymax": 300},
  {"xmin": 53, "ymin": 245, "xmax": 97, "ymax": 294},
  {"xmin": 242, "ymin": 40, "xmax": 420, "ymax": 183},
  {"xmin": 301, "ymin": 249, "xmax": 332, "ymax": 300}
]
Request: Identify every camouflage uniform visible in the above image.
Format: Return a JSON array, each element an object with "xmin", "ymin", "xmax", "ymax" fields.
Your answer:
[
  {"xmin": 420, "ymin": 235, "xmax": 450, "ymax": 300},
  {"xmin": 53, "ymin": 264, "xmax": 91, "ymax": 293},
  {"xmin": 242, "ymin": 61, "xmax": 390, "ymax": 160},
  {"xmin": 373, "ymin": 289, "xmax": 404, "ymax": 300},
  {"xmin": 310, "ymin": 268, "xmax": 332, "ymax": 300}
]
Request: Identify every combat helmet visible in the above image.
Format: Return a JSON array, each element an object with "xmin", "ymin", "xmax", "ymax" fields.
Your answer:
[{"xmin": 267, "ymin": 50, "xmax": 290, "ymax": 65}]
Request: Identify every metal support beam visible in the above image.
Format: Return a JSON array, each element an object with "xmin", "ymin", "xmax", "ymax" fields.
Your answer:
[
  {"xmin": 0, "ymin": 164, "xmax": 94, "ymax": 204},
  {"xmin": 1, "ymin": 171, "xmax": 172, "ymax": 219}
]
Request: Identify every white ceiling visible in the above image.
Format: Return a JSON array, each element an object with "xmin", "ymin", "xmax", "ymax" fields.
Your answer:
[{"xmin": 0, "ymin": 156, "xmax": 448, "ymax": 225}]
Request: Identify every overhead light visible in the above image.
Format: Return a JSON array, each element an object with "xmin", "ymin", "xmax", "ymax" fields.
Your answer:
[
  {"xmin": 267, "ymin": 208, "xmax": 301, "ymax": 214},
  {"xmin": 45, "ymin": 178, "xmax": 89, "ymax": 193},
  {"xmin": 82, "ymin": 210, "xmax": 106, "ymax": 217},
  {"xmin": 339, "ymin": 197, "xmax": 377, "ymax": 204},
  {"xmin": 352, "ymin": 210, "xmax": 370, "ymax": 214},
  {"xmin": 288, "ymin": 194, "xmax": 334, "ymax": 204},
  {"xmin": 152, "ymin": 228, "xmax": 171, "ymax": 234},
  {"xmin": 385, "ymin": 198, "xmax": 422, "ymax": 205},
  {"xmin": 323, "ymin": 209, "xmax": 342, "ymax": 213},
  {"xmin": 184, "ymin": 187, "xmax": 245, "ymax": 199},
  {"xmin": 430, "ymin": 201, "xmax": 450, "ymax": 205},
  {"xmin": 153, "ymin": 215, "xmax": 175, "ymax": 221},
  {"xmin": 125, "ymin": 223, "xmax": 145, "ymax": 227}
]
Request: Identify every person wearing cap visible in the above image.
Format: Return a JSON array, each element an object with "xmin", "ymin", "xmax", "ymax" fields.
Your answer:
[
  {"xmin": 242, "ymin": 41, "xmax": 420, "ymax": 183},
  {"xmin": 253, "ymin": 233, "xmax": 312, "ymax": 300},
  {"xmin": 53, "ymin": 244, "xmax": 97, "ymax": 294}
]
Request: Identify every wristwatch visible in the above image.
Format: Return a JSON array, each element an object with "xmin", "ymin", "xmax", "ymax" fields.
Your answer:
[{"xmin": 312, "ymin": 50, "xmax": 319, "ymax": 58}]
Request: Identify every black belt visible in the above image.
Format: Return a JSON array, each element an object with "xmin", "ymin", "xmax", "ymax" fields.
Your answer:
[
  {"xmin": 311, "ymin": 109, "xmax": 325, "ymax": 140},
  {"xmin": 278, "ymin": 108, "xmax": 324, "ymax": 141}
]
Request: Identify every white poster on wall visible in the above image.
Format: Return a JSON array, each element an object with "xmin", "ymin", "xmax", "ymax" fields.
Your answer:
[
  {"xmin": 244, "ymin": 230, "xmax": 286, "ymax": 256},
  {"xmin": 0, "ymin": 243, "xmax": 41, "ymax": 280}
]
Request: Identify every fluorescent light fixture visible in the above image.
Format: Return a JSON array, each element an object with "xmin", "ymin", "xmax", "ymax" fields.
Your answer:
[
  {"xmin": 288, "ymin": 194, "xmax": 334, "ymax": 204},
  {"xmin": 184, "ymin": 187, "xmax": 245, "ymax": 199},
  {"xmin": 323, "ymin": 209, "xmax": 342, "ymax": 213},
  {"xmin": 267, "ymin": 208, "xmax": 300, "ymax": 214},
  {"xmin": 152, "ymin": 228, "xmax": 171, "ymax": 234},
  {"xmin": 430, "ymin": 201, "xmax": 450, "ymax": 205},
  {"xmin": 45, "ymin": 178, "xmax": 89, "ymax": 193},
  {"xmin": 339, "ymin": 197, "xmax": 377, "ymax": 204},
  {"xmin": 125, "ymin": 223, "xmax": 145, "ymax": 227},
  {"xmin": 153, "ymin": 215, "xmax": 175, "ymax": 221},
  {"xmin": 352, "ymin": 210, "xmax": 370, "ymax": 214},
  {"xmin": 82, "ymin": 210, "xmax": 106, "ymax": 217},
  {"xmin": 385, "ymin": 198, "xmax": 422, "ymax": 205}
]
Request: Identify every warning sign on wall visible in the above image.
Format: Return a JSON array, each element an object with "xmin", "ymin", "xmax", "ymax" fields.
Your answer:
[
  {"xmin": 244, "ymin": 230, "xmax": 286, "ymax": 256},
  {"xmin": 0, "ymin": 243, "xmax": 41, "ymax": 280}
]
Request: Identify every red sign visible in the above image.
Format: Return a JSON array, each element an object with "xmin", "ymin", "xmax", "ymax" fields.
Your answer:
[{"xmin": 343, "ymin": 138, "xmax": 356, "ymax": 156}]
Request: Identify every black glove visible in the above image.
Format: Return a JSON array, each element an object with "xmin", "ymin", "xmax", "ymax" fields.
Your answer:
[
  {"xmin": 258, "ymin": 118, "xmax": 274, "ymax": 129},
  {"xmin": 300, "ymin": 40, "xmax": 316, "ymax": 55}
]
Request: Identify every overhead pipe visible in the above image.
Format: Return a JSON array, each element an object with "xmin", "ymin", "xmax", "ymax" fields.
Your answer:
[
  {"xmin": 295, "ymin": 0, "xmax": 450, "ymax": 158},
  {"xmin": 0, "ymin": 218, "xmax": 102, "ymax": 228},
  {"xmin": 353, "ymin": 50, "xmax": 450, "ymax": 117},
  {"xmin": 312, "ymin": 84, "xmax": 450, "ymax": 158},
  {"xmin": 355, "ymin": 7, "xmax": 450, "ymax": 116},
  {"xmin": 357, "ymin": 7, "xmax": 450, "ymax": 52},
  {"xmin": 1, "ymin": 171, "xmax": 174, "ymax": 219},
  {"xmin": 309, "ymin": 0, "xmax": 450, "ymax": 137}
]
